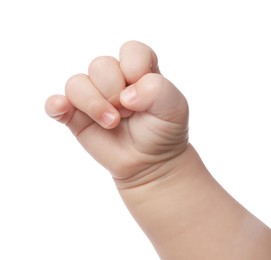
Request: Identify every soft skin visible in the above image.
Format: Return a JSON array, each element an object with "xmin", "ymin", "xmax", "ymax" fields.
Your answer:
[{"xmin": 45, "ymin": 41, "xmax": 271, "ymax": 259}]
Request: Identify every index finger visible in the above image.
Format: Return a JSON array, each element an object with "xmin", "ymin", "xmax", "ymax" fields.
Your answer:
[{"xmin": 119, "ymin": 41, "xmax": 161, "ymax": 84}]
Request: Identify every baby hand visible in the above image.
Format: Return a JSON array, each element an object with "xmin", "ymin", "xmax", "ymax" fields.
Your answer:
[{"xmin": 45, "ymin": 41, "xmax": 189, "ymax": 184}]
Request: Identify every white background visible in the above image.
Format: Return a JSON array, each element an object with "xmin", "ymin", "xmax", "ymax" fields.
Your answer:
[{"xmin": 0, "ymin": 0, "xmax": 270, "ymax": 259}]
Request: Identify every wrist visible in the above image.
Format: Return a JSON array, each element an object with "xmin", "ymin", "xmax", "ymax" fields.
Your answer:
[
  {"xmin": 114, "ymin": 144, "xmax": 271, "ymax": 259},
  {"xmin": 113, "ymin": 142, "xmax": 191, "ymax": 190},
  {"xmin": 114, "ymin": 144, "xmax": 211, "ymax": 255}
]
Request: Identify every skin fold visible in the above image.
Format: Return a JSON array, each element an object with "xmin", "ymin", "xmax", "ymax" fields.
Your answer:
[{"xmin": 45, "ymin": 41, "xmax": 271, "ymax": 259}]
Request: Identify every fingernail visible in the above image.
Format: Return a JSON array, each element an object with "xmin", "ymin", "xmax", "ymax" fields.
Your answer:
[
  {"xmin": 102, "ymin": 112, "xmax": 116, "ymax": 127},
  {"xmin": 121, "ymin": 87, "xmax": 136, "ymax": 103}
]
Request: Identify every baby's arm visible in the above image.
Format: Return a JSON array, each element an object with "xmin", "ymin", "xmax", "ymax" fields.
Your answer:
[
  {"xmin": 45, "ymin": 41, "xmax": 271, "ymax": 259},
  {"xmin": 117, "ymin": 145, "xmax": 271, "ymax": 259}
]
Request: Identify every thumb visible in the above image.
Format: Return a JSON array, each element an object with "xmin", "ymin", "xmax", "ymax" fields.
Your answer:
[{"xmin": 120, "ymin": 73, "xmax": 189, "ymax": 125}]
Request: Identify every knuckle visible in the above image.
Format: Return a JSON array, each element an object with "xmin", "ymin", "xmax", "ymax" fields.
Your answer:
[
  {"xmin": 88, "ymin": 56, "xmax": 117, "ymax": 74},
  {"xmin": 120, "ymin": 42, "xmax": 153, "ymax": 83},
  {"xmin": 65, "ymin": 73, "xmax": 86, "ymax": 94}
]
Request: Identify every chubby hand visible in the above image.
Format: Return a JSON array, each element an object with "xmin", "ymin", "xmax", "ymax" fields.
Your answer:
[{"xmin": 45, "ymin": 41, "xmax": 189, "ymax": 183}]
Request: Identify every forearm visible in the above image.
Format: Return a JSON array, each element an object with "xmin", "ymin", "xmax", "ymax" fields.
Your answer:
[{"xmin": 115, "ymin": 144, "xmax": 271, "ymax": 259}]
